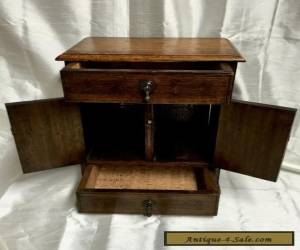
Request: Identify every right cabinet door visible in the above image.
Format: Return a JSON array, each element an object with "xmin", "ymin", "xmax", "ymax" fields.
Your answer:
[{"xmin": 213, "ymin": 100, "xmax": 296, "ymax": 181}]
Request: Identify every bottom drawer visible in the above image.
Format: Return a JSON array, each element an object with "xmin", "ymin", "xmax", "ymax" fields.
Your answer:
[{"xmin": 77, "ymin": 164, "xmax": 220, "ymax": 216}]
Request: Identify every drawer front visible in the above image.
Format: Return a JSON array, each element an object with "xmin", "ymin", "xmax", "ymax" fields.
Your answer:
[
  {"xmin": 77, "ymin": 191, "xmax": 219, "ymax": 215},
  {"xmin": 61, "ymin": 65, "xmax": 234, "ymax": 104}
]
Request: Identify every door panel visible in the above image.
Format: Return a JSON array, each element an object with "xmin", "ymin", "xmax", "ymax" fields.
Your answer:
[
  {"xmin": 214, "ymin": 100, "xmax": 296, "ymax": 181},
  {"xmin": 6, "ymin": 98, "xmax": 85, "ymax": 173}
]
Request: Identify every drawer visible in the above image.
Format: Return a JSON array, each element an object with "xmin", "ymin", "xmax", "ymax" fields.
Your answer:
[
  {"xmin": 77, "ymin": 164, "xmax": 220, "ymax": 216},
  {"xmin": 61, "ymin": 62, "xmax": 234, "ymax": 104}
]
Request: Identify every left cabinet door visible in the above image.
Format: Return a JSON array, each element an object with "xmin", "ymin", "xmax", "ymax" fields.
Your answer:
[{"xmin": 6, "ymin": 98, "xmax": 85, "ymax": 173}]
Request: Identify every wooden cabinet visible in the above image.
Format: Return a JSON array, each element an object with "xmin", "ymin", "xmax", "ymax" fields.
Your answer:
[{"xmin": 6, "ymin": 38, "xmax": 296, "ymax": 216}]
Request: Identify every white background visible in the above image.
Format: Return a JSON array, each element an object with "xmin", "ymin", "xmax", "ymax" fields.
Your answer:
[{"xmin": 0, "ymin": 0, "xmax": 300, "ymax": 249}]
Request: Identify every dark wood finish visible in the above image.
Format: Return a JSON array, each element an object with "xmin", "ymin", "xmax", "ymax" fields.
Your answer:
[
  {"xmin": 214, "ymin": 100, "xmax": 296, "ymax": 181},
  {"xmin": 227, "ymin": 62, "xmax": 238, "ymax": 100},
  {"xmin": 60, "ymin": 62, "xmax": 234, "ymax": 104},
  {"xmin": 77, "ymin": 164, "xmax": 220, "ymax": 215},
  {"xmin": 78, "ymin": 191, "xmax": 219, "ymax": 215},
  {"xmin": 6, "ymin": 98, "xmax": 85, "ymax": 173},
  {"xmin": 145, "ymin": 105, "xmax": 154, "ymax": 161},
  {"xmin": 86, "ymin": 160, "xmax": 210, "ymax": 169},
  {"xmin": 207, "ymin": 105, "xmax": 221, "ymax": 163},
  {"xmin": 56, "ymin": 37, "xmax": 245, "ymax": 62}
]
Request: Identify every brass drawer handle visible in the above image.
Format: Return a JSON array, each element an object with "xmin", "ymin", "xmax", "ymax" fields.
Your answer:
[
  {"xmin": 140, "ymin": 80, "xmax": 154, "ymax": 103},
  {"xmin": 143, "ymin": 199, "xmax": 153, "ymax": 217}
]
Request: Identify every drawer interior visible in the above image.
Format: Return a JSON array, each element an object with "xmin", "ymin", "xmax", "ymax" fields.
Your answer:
[
  {"xmin": 66, "ymin": 61, "xmax": 231, "ymax": 72},
  {"xmin": 79, "ymin": 164, "xmax": 219, "ymax": 194}
]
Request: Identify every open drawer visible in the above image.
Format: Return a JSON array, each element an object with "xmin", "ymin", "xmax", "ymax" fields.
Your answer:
[
  {"xmin": 77, "ymin": 164, "xmax": 220, "ymax": 216},
  {"xmin": 60, "ymin": 62, "xmax": 234, "ymax": 104}
]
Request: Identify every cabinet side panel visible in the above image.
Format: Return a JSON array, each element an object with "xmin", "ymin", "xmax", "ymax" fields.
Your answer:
[
  {"xmin": 214, "ymin": 101, "xmax": 296, "ymax": 181},
  {"xmin": 6, "ymin": 99, "xmax": 85, "ymax": 173}
]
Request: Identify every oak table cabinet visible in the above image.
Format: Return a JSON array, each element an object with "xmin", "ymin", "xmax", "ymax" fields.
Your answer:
[{"xmin": 6, "ymin": 38, "xmax": 296, "ymax": 216}]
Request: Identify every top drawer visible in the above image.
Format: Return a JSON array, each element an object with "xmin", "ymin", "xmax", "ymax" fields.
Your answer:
[{"xmin": 60, "ymin": 61, "xmax": 234, "ymax": 104}]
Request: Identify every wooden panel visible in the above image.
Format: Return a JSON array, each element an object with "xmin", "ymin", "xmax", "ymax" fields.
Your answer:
[
  {"xmin": 145, "ymin": 104, "xmax": 154, "ymax": 161},
  {"xmin": 78, "ymin": 192, "xmax": 219, "ymax": 215},
  {"xmin": 86, "ymin": 160, "xmax": 209, "ymax": 169},
  {"xmin": 60, "ymin": 63, "xmax": 234, "ymax": 104},
  {"xmin": 207, "ymin": 105, "xmax": 221, "ymax": 162},
  {"xmin": 6, "ymin": 98, "xmax": 85, "ymax": 173},
  {"xmin": 214, "ymin": 101, "xmax": 296, "ymax": 181},
  {"xmin": 77, "ymin": 165, "xmax": 220, "ymax": 215},
  {"xmin": 56, "ymin": 37, "xmax": 245, "ymax": 62}
]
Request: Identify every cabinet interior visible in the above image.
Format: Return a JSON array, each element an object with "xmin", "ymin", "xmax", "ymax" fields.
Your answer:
[
  {"xmin": 81, "ymin": 103, "xmax": 217, "ymax": 164},
  {"xmin": 155, "ymin": 105, "xmax": 211, "ymax": 162}
]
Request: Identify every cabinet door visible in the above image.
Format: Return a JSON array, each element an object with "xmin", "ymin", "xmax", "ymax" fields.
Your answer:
[
  {"xmin": 214, "ymin": 100, "xmax": 296, "ymax": 181},
  {"xmin": 6, "ymin": 98, "xmax": 85, "ymax": 173}
]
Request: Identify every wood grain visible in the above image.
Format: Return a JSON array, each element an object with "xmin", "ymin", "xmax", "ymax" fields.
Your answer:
[
  {"xmin": 77, "ymin": 192, "xmax": 219, "ymax": 215},
  {"xmin": 56, "ymin": 37, "xmax": 245, "ymax": 62},
  {"xmin": 145, "ymin": 104, "xmax": 154, "ymax": 161},
  {"xmin": 214, "ymin": 100, "xmax": 296, "ymax": 181},
  {"xmin": 6, "ymin": 98, "xmax": 85, "ymax": 173},
  {"xmin": 61, "ymin": 62, "xmax": 234, "ymax": 104}
]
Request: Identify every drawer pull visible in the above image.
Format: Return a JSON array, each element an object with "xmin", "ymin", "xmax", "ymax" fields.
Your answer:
[
  {"xmin": 140, "ymin": 80, "xmax": 154, "ymax": 103},
  {"xmin": 143, "ymin": 199, "xmax": 153, "ymax": 217}
]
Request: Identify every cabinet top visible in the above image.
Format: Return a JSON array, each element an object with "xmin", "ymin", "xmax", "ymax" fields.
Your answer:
[{"xmin": 56, "ymin": 37, "xmax": 245, "ymax": 62}]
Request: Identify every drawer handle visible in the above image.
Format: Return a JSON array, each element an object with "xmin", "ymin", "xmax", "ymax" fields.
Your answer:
[
  {"xmin": 143, "ymin": 199, "xmax": 153, "ymax": 217},
  {"xmin": 140, "ymin": 80, "xmax": 154, "ymax": 103}
]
